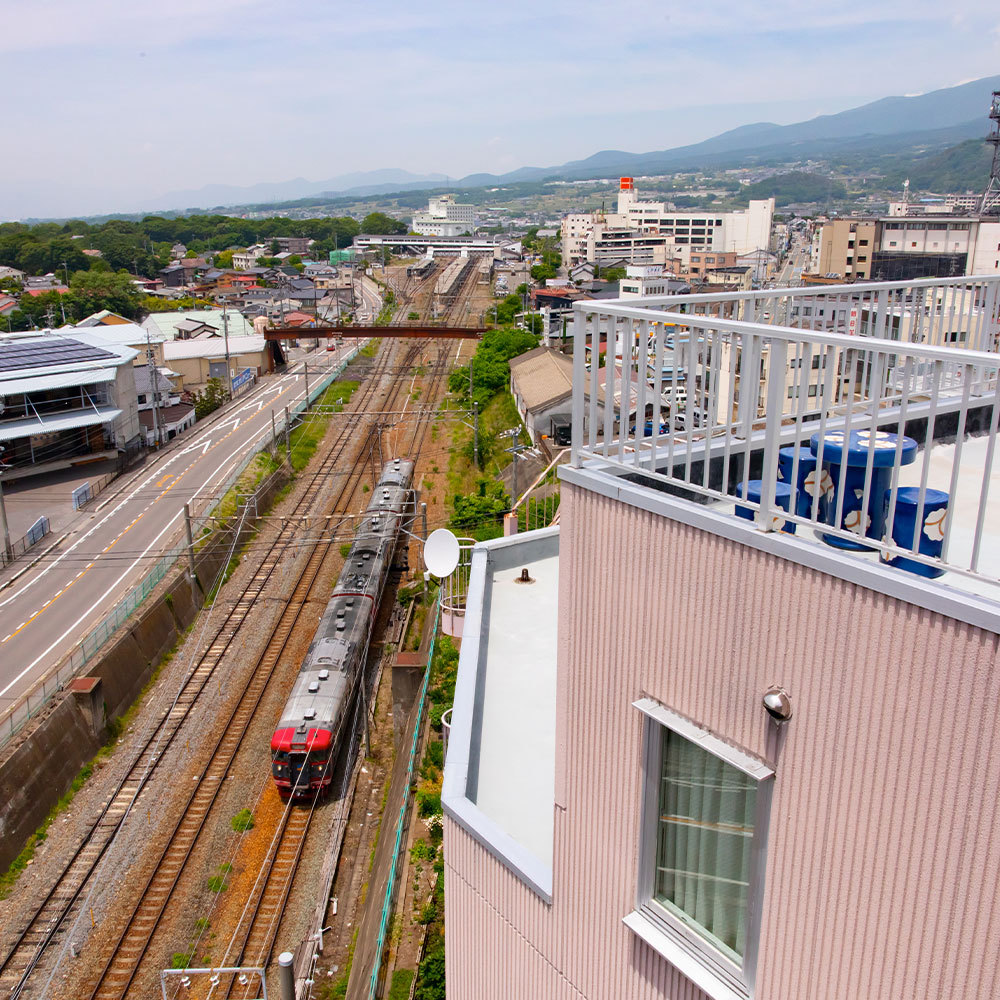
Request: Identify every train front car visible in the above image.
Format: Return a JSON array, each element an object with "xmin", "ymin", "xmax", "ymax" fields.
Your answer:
[{"xmin": 271, "ymin": 458, "xmax": 414, "ymax": 798}]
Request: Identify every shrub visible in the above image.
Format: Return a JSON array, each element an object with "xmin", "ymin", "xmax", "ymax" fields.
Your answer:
[
  {"xmin": 207, "ymin": 875, "xmax": 227, "ymax": 893},
  {"xmin": 231, "ymin": 808, "xmax": 254, "ymax": 832}
]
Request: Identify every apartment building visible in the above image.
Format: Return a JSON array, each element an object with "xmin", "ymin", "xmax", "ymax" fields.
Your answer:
[
  {"xmin": 562, "ymin": 179, "xmax": 774, "ymax": 268},
  {"xmin": 813, "ymin": 219, "xmax": 877, "ymax": 279},
  {"xmin": 617, "ymin": 265, "xmax": 689, "ymax": 299},
  {"xmin": 0, "ymin": 329, "xmax": 142, "ymax": 478},
  {"xmin": 443, "ymin": 272, "xmax": 1000, "ymax": 1000}
]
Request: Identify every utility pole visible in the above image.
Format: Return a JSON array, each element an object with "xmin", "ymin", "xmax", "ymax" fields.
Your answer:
[
  {"xmin": 284, "ymin": 405, "xmax": 291, "ymax": 467},
  {"xmin": 421, "ymin": 500, "xmax": 428, "ymax": 542},
  {"xmin": 0, "ymin": 471, "xmax": 12, "ymax": 565},
  {"xmin": 271, "ymin": 408, "xmax": 277, "ymax": 455},
  {"xmin": 473, "ymin": 401, "xmax": 479, "ymax": 467},
  {"xmin": 183, "ymin": 503, "xmax": 198, "ymax": 599},
  {"xmin": 222, "ymin": 303, "xmax": 232, "ymax": 399},
  {"xmin": 303, "ymin": 363, "xmax": 310, "ymax": 409},
  {"xmin": 146, "ymin": 325, "xmax": 161, "ymax": 448},
  {"xmin": 505, "ymin": 428, "xmax": 527, "ymax": 500}
]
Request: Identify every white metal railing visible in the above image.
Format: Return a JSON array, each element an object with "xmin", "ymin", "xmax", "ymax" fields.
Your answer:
[
  {"xmin": 570, "ymin": 275, "xmax": 1000, "ymax": 588},
  {"xmin": 510, "ymin": 448, "xmax": 568, "ymax": 532}
]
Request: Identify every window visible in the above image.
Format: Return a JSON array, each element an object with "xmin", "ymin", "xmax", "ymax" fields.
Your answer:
[{"xmin": 631, "ymin": 700, "xmax": 773, "ymax": 1000}]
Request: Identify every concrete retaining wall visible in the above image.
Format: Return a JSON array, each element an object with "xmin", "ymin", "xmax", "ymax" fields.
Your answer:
[
  {"xmin": 0, "ymin": 694, "xmax": 101, "ymax": 871},
  {"xmin": 0, "ymin": 469, "xmax": 290, "ymax": 873}
]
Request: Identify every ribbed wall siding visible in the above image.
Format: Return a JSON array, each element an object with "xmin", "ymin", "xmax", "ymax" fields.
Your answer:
[{"xmin": 445, "ymin": 483, "xmax": 1000, "ymax": 1000}]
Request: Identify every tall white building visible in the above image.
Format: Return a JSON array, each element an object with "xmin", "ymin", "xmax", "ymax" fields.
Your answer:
[
  {"xmin": 562, "ymin": 178, "xmax": 774, "ymax": 267},
  {"xmin": 412, "ymin": 194, "xmax": 476, "ymax": 236}
]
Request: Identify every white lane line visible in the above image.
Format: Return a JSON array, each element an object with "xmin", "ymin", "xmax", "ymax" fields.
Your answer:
[
  {"xmin": 0, "ymin": 358, "xmax": 335, "ymax": 676},
  {"xmin": 0, "ymin": 369, "xmax": 308, "ymax": 610},
  {"xmin": 0, "ymin": 506, "xmax": 186, "ymax": 699}
]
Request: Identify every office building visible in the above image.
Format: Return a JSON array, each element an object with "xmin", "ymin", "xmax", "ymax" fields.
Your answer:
[{"xmin": 562, "ymin": 179, "xmax": 774, "ymax": 268}]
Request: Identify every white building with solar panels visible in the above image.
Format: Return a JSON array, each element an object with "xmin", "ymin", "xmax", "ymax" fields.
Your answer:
[{"xmin": 0, "ymin": 330, "xmax": 142, "ymax": 479}]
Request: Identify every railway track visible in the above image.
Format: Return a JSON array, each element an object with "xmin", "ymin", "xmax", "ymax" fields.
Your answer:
[
  {"xmin": 81, "ymin": 343, "xmax": 425, "ymax": 1000},
  {"xmin": 188, "ymin": 338, "xmax": 453, "ymax": 1000},
  {"xmin": 0, "ymin": 346, "xmax": 400, "ymax": 1000}
]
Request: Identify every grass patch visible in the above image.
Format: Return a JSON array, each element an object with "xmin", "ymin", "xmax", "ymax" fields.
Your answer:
[
  {"xmin": 388, "ymin": 968, "xmax": 414, "ymax": 999},
  {"xmin": 231, "ymin": 808, "xmax": 254, "ymax": 832},
  {"xmin": 207, "ymin": 875, "xmax": 228, "ymax": 893},
  {"xmin": 317, "ymin": 927, "xmax": 358, "ymax": 999},
  {"xmin": 360, "ymin": 339, "xmax": 380, "ymax": 357}
]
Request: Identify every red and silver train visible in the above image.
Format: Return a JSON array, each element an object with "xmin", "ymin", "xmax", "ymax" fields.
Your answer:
[{"xmin": 271, "ymin": 458, "xmax": 414, "ymax": 797}]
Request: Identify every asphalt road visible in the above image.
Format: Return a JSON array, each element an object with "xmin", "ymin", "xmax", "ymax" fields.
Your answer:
[{"xmin": 0, "ymin": 345, "xmax": 355, "ymax": 716}]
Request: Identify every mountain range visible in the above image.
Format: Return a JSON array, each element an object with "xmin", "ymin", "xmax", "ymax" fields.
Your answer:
[{"xmin": 152, "ymin": 76, "xmax": 1000, "ymax": 213}]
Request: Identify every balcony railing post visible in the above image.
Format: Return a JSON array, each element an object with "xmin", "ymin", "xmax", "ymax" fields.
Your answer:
[
  {"xmin": 756, "ymin": 338, "xmax": 787, "ymax": 533},
  {"xmin": 571, "ymin": 308, "xmax": 585, "ymax": 466}
]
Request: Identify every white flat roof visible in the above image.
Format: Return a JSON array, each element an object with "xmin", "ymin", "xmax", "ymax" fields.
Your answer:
[
  {"xmin": 0, "ymin": 405, "xmax": 122, "ymax": 442},
  {"xmin": 442, "ymin": 528, "xmax": 559, "ymax": 900},
  {"xmin": 163, "ymin": 335, "xmax": 265, "ymax": 360},
  {"xmin": 474, "ymin": 550, "xmax": 558, "ymax": 865}
]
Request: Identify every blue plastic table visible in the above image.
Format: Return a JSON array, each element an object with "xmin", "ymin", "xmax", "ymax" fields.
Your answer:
[{"xmin": 810, "ymin": 429, "xmax": 918, "ymax": 549}]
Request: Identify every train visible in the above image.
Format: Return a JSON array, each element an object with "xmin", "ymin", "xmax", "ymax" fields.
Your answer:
[{"xmin": 271, "ymin": 458, "xmax": 415, "ymax": 797}]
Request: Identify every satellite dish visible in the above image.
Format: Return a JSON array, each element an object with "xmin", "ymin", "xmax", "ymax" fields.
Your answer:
[{"xmin": 424, "ymin": 528, "xmax": 460, "ymax": 577}]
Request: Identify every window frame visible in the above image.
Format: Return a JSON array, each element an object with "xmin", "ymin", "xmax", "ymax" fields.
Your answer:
[{"xmin": 631, "ymin": 698, "xmax": 774, "ymax": 1000}]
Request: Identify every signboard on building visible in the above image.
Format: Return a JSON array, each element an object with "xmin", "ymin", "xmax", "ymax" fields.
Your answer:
[
  {"xmin": 848, "ymin": 306, "xmax": 858, "ymax": 336},
  {"xmin": 231, "ymin": 367, "xmax": 254, "ymax": 393}
]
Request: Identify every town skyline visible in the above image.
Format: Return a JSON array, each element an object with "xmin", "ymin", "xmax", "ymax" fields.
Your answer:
[{"xmin": 2, "ymin": 0, "xmax": 999, "ymax": 218}]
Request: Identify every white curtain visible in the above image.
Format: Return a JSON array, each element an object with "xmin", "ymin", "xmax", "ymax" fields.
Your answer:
[{"xmin": 655, "ymin": 727, "xmax": 756, "ymax": 962}]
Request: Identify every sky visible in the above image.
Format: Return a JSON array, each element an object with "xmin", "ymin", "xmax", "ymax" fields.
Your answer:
[{"xmin": 1, "ymin": 0, "xmax": 999, "ymax": 220}]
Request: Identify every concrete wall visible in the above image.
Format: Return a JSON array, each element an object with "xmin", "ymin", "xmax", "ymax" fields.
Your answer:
[
  {"xmin": 0, "ymin": 694, "xmax": 101, "ymax": 872},
  {"xmin": 0, "ymin": 468, "xmax": 290, "ymax": 873}
]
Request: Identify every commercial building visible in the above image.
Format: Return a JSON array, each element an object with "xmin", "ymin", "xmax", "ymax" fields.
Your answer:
[
  {"xmin": 0, "ymin": 330, "xmax": 142, "ymax": 478},
  {"xmin": 562, "ymin": 179, "xmax": 774, "ymax": 268},
  {"xmin": 443, "ymin": 272, "xmax": 1000, "ymax": 1000},
  {"xmin": 412, "ymin": 194, "xmax": 476, "ymax": 237},
  {"xmin": 811, "ymin": 215, "xmax": 1000, "ymax": 280},
  {"xmin": 162, "ymin": 334, "xmax": 276, "ymax": 390}
]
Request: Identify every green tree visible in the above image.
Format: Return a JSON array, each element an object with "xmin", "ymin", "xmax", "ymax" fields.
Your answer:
[
  {"xmin": 214, "ymin": 249, "xmax": 234, "ymax": 269},
  {"xmin": 69, "ymin": 270, "xmax": 141, "ymax": 320},
  {"xmin": 192, "ymin": 378, "xmax": 228, "ymax": 419},
  {"xmin": 450, "ymin": 478, "xmax": 510, "ymax": 536},
  {"xmin": 361, "ymin": 212, "xmax": 406, "ymax": 235}
]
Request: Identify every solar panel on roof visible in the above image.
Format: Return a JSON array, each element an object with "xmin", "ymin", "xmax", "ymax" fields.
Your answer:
[{"xmin": 0, "ymin": 336, "xmax": 116, "ymax": 374}]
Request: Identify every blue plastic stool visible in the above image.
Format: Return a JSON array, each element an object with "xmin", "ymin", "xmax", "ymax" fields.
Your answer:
[
  {"xmin": 735, "ymin": 480, "xmax": 796, "ymax": 534},
  {"xmin": 881, "ymin": 487, "xmax": 948, "ymax": 578}
]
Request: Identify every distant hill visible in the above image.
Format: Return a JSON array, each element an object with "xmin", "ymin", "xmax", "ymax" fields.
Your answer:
[
  {"xmin": 457, "ymin": 78, "xmax": 999, "ymax": 187},
  {"xmin": 148, "ymin": 168, "xmax": 450, "ymax": 214},
  {"xmin": 738, "ymin": 171, "xmax": 848, "ymax": 206},
  {"xmin": 881, "ymin": 138, "xmax": 994, "ymax": 193}
]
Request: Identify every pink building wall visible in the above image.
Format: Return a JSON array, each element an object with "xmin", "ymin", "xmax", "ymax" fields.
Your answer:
[{"xmin": 445, "ymin": 482, "xmax": 1000, "ymax": 999}]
